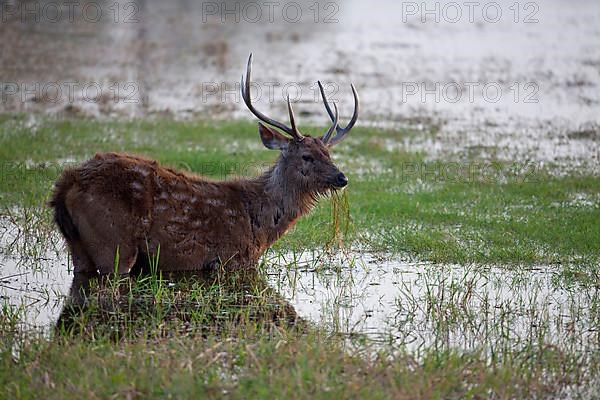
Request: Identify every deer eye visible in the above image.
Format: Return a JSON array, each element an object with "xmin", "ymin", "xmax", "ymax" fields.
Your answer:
[{"xmin": 302, "ymin": 155, "xmax": 314, "ymax": 163}]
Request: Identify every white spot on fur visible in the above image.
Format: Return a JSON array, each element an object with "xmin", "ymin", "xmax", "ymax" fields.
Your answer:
[
  {"xmin": 171, "ymin": 215, "xmax": 189, "ymax": 224},
  {"xmin": 205, "ymin": 198, "xmax": 224, "ymax": 207},
  {"xmin": 173, "ymin": 191, "xmax": 189, "ymax": 201},
  {"xmin": 131, "ymin": 181, "xmax": 144, "ymax": 191},
  {"xmin": 132, "ymin": 165, "xmax": 151, "ymax": 177},
  {"xmin": 154, "ymin": 203, "xmax": 169, "ymax": 212}
]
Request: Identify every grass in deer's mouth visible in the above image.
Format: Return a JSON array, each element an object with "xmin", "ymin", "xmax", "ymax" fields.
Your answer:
[
  {"xmin": 325, "ymin": 190, "xmax": 352, "ymax": 251},
  {"xmin": 1, "ymin": 115, "xmax": 599, "ymax": 398}
]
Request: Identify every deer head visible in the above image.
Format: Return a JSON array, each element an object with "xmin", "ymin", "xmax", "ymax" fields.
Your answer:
[{"xmin": 241, "ymin": 54, "xmax": 360, "ymax": 194}]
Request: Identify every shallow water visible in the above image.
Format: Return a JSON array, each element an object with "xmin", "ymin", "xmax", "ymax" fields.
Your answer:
[
  {"xmin": 0, "ymin": 218, "xmax": 70, "ymax": 330},
  {"xmin": 269, "ymin": 251, "xmax": 598, "ymax": 354},
  {"xmin": 0, "ymin": 253, "xmax": 70, "ymax": 329},
  {"xmin": 1, "ymin": 219, "xmax": 596, "ymax": 358},
  {"xmin": 2, "ymin": 0, "xmax": 599, "ymax": 166}
]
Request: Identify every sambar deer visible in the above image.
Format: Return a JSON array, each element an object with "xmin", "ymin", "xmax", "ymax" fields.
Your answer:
[{"xmin": 50, "ymin": 54, "xmax": 359, "ymax": 297}]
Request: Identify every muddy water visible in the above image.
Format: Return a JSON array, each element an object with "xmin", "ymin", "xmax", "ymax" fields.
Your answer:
[
  {"xmin": 1, "ymin": 219, "xmax": 596, "ymax": 358},
  {"xmin": 2, "ymin": 0, "xmax": 599, "ymax": 166}
]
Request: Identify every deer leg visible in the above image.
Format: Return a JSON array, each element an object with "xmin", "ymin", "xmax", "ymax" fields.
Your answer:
[
  {"xmin": 69, "ymin": 198, "xmax": 140, "ymax": 275},
  {"xmin": 56, "ymin": 240, "xmax": 98, "ymax": 333},
  {"xmin": 84, "ymin": 241, "xmax": 139, "ymax": 276},
  {"xmin": 65, "ymin": 239, "xmax": 98, "ymax": 305},
  {"xmin": 68, "ymin": 239, "xmax": 95, "ymax": 274}
]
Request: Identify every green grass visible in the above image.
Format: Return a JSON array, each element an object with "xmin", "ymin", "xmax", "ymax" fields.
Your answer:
[
  {"xmin": 3, "ymin": 330, "xmax": 592, "ymax": 399},
  {"xmin": 1, "ymin": 114, "xmax": 599, "ymax": 399}
]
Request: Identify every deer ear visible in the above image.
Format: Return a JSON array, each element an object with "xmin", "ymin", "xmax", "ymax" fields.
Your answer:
[{"xmin": 258, "ymin": 123, "xmax": 290, "ymax": 150}]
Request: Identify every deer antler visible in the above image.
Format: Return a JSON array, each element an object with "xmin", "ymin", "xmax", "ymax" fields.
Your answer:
[
  {"xmin": 322, "ymin": 101, "xmax": 339, "ymax": 144},
  {"xmin": 241, "ymin": 54, "xmax": 304, "ymax": 141},
  {"xmin": 318, "ymin": 81, "xmax": 360, "ymax": 146}
]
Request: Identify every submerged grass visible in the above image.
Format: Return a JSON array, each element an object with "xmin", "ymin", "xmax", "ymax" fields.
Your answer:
[{"xmin": 1, "ymin": 114, "xmax": 599, "ymax": 398}]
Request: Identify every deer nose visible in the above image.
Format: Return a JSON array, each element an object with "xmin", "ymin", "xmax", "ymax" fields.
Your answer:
[{"xmin": 335, "ymin": 173, "xmax": 348, "ymax": 188}]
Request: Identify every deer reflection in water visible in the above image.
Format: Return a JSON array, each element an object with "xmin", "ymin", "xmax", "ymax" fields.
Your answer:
[{"xmin": 56, "ymin": 264, "xmax": 305, "ymax": 335}]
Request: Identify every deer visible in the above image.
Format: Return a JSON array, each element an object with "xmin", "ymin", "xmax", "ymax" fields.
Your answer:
[{"xmin": 50, "ymin": 54, "xmax": 359, "ymax": 310}]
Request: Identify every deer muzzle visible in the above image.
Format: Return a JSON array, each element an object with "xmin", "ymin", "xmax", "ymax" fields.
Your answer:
[{"xmin": 333, "ymin": 172, "xmax": 348, "ymax": 188}]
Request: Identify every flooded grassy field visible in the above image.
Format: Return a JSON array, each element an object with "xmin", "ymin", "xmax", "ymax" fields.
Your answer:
[
  {"xmin": 1, "ymin": 0, "xmax": 600, "ymax": 398},
  {"xmin": 4, "ymin": 217, "xmax": 597, "ymax": 357},
  {"xmin": 1, "ymin": 117, "xmax": 598, "ymax": 398}
]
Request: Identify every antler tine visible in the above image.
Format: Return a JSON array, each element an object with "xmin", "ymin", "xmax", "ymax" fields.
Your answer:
[
  {"xmin": 322, "ymin": 102, "xmax": 338, "ymax": 144},
  {"xmin": 318, "ymin": 81, "xmax": 360, "ymax": 146},
  {"xmin": 318, "ymin": 81, "xmax": 335, "ymax": 123},
  {"xmin": 286, "ymin": 95, "xmax": 303, "ymax": 140},
  {"xmin": 241, "ymin": 54, "xmax": 303, "ymax": 139}
]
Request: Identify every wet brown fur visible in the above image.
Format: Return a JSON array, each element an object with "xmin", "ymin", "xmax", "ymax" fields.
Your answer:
[{"xmin": 50, "ymin": 131, "xmax": 345, "ymax": 278}]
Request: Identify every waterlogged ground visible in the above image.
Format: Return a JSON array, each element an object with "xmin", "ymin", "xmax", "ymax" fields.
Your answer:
[
  {"xmin": 1, "ymin": 107, "xmax": 599, "ymax": 396},
  {"xmin": 270, "ymin": 251, "xmax": 598, "ymax": 354},
  {"xmin": 2, "ymin": 217, "xmax": 598, "ymax": 368}
]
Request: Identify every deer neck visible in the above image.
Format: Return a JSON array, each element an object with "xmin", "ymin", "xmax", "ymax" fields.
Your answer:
[{"xmin": 253, "ymin": 163, "xmax": 317, "ymax": 245}]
